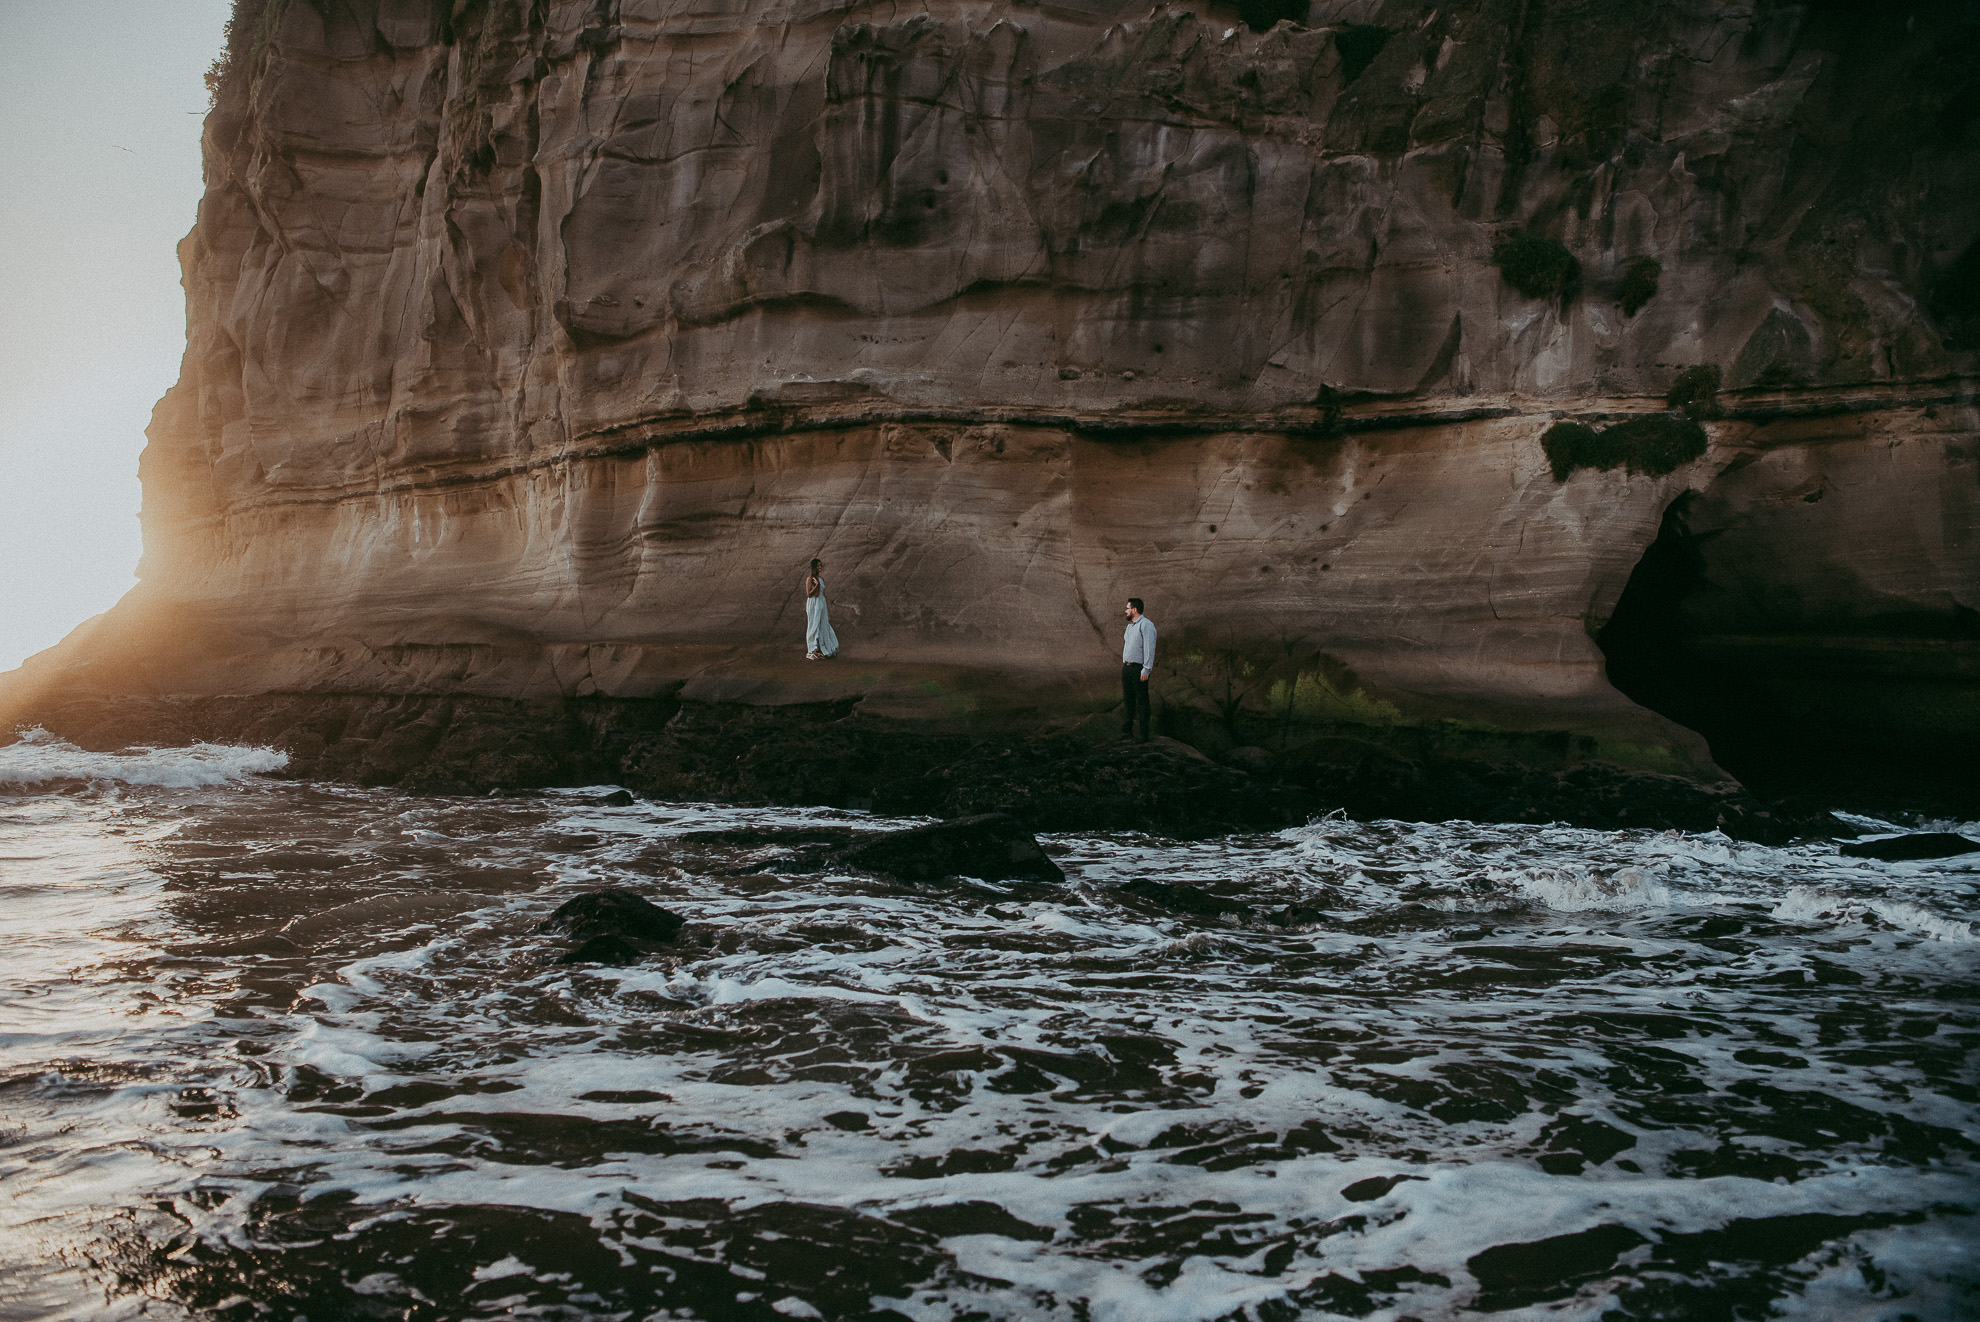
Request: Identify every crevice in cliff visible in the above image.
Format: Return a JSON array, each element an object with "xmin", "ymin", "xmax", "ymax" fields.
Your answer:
[{"xmin": 1494, "ymin": 0, "xmax": 1537, "ymax": 218}]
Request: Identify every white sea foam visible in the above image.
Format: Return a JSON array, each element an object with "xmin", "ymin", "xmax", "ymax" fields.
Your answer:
[
  {"xmin": 1772, "ymin": 886, "xmax": 1979, "ymax": 943},
  {"xmin": 2, "ymin": 786, "xmax": 1976, "ymax": 1320},
  {"xmin": 0, "ymin": 729, "xmax": 287, "ymax": 788},
  {"xmin": 1501, "ymin": 863, "xmax": 1673, "ymax": 912}
]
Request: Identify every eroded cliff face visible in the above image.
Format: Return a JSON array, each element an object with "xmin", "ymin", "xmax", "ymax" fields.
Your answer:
[{"xmin": 11, "ymin": 0, "xmax": 1980, "ymax": 783}]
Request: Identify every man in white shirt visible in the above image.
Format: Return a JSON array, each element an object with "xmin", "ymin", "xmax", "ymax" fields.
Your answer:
[{"xmin": 1120, "ymin": 598, "xmax": 1156, "ymax": 743}]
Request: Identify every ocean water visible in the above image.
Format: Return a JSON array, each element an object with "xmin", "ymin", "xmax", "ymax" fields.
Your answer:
[{"xmin": 0, "ymin": 733, "xmax": 1975, "ymax": 1321}]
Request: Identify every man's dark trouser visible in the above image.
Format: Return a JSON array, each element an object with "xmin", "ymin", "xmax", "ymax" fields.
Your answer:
[{"xmin": 1121, "ymin": 662, "xmax": 1151, "ymax": 738}]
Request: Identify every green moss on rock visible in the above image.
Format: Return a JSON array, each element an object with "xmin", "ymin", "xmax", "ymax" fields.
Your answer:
[
  {"xmin": 1494, "ymin": 231, "xmax": 1580, "ymax": 302},
  {"xmin": 1542, "ymin": 414, "xmax": 1707, "ymax": 482},
  {"xmin": 1667, "ymin": 365, "xmax": 1721, "ymax": 420},
  {"xmin": 1619, "ymin": 257, "xmax": 1661, "ymax": 316}
]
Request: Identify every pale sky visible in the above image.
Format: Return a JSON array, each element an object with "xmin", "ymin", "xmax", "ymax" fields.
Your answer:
[{"xmin": 0, "ymin": 0, "xmax": 234, "ymax": 672}]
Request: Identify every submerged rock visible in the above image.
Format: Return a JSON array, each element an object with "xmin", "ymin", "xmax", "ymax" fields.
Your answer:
[
  {"xmin": 557, "ymin": 934, "xmax": 645, "ymax": 966},
  {"xmin": 1268, "ymin": 904, "xmax": 1329, "ymax": 928},
  {"xmin": 784, "ymin": 813, "xmax": 1065, "ymax": 884},
  {"xmin": 1119, "ymin": 879, "xmax": 1253, "ymax": 918},
  {"xmin": 1340, "ymin": 1174, "xmax": 1422, "ymax": 1203},
  {"xmin": 681, "ymin": 826, "xmax": 860, "ymax": 850},
  {"xmin": 539, "ymin": 889, "xmax": 686, "ymax": 942},
  {"xmin": 1838, "ymin": 833, "xmax": 1980, "ymax": 861}
]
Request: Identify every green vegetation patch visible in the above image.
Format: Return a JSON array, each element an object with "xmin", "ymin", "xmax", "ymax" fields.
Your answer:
[
  {"xmin": 1335, "ymin": 25, "xmax": 1390, "ymax": 82},
  {"xmin": 1493, "ymin": 231, "xmax": 1580, "ymax": 302},
  {"xmin": 205, "ymin": 0, "xmax": 290, "ymax": 105},
  {"xmin": 1666, "ymin": 364, "xmax": 1721, "ymax": 420},
  {"xmin": 1542, "ymin": 414, "xmax": 1707, "ymax": 482},
  {"xmin": 1165, "ymin": 638, "xmax": 1399, "ymax": 749},
  {"xmin": 1618, "ymin": 257, "xmax": 1661, "ymax": 316}
]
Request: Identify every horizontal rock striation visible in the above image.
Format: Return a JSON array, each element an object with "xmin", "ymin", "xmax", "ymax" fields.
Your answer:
[{"xmin": 5, "ymin": 0, "xmax": 1979, "ymax": 809}]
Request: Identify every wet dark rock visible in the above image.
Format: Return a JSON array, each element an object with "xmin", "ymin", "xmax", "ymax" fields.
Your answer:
[
  {"xmin": 1275, "ymin": 732, "xmax": 1843, "ymax": 840},
  {"xmin": 9, "ymin": 691, "xmax": 1883, "ymax": 838},
  {"xmin": 683, "ymin": 826, "xmax": 860, "ymax": 849},
  {"xmin": 1282, "ymin": 1120, "xmax": 1342, "ymax": 1154},
  {"xmin": 557, "ymin": 934, "xmax": 645, "ymax": 966},
  {"xmin": 1222, "ymin": 745, "xmax": 1276, "ymax": 776},
  {"xmin": 1268, "ymin": 904, "xmax": 1328, "ymax": 928},
  {"xmin": 784, "ymin": 813, "xmax": 1065, "ymax": 884},
  {"xmin": 539, "ymin": 888, "xmax": 686, "ymax": 942},
  {"xmin": 822, "ymin": 1111, "xmax": 870, "ymax": 1131},
  {"xmin": 1119, "ymin": 879, "xmax": 1252, "ymax": 918},
  {"xmin": 931, "ymin": 736, "xmax": 1308, "ymax": 839},
  {"xmin": 595, "ymin": 789, "xmax": 636, "ymax": 807},
  {"xmin": 1339, "ymin": 1174, "xmax": 1419, "ymax": 1202},
  {"xmin": 1838, "ymin": 832, "xmax": 1980, "ymax": 861}
]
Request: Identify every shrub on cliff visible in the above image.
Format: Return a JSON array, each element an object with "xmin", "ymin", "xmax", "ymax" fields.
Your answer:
[
  {"xmin": 1619, "ymin": 258, "xmax": 1662, "ymax": 316},
  {"xmin": 1667, "ymin": 365, "xmax": 1722, "ymax": 420},
  {"xmin": 205, "ymin": 0, "xmax": 287, "ymax": 106},
  {"xmin": 1543, "ymin": 414, "xmax": 1707, "ymax": 482},
  {"xmin": 1540, "ymin": 423, "xmax": 1600, "ymax": 481},
  {"xmin": 1494, "ymin": 232, "xmax": 1580, "ymax": 302}
]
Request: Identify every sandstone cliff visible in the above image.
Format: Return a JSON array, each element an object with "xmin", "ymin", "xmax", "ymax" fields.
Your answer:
[{"xmin": 7, "ymin": 0, "xmax": 1978, "ymax": 807}]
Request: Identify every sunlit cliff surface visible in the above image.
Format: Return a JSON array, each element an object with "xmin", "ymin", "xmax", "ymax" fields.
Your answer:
[{"xmin": 6, "ymin": 0, "xmax": 1978, "ymax": 806}]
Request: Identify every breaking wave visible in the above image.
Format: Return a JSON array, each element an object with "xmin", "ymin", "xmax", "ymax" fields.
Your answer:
[
  {"xmin": 1772, "ymin": 885, "xmax": 1979, "ymax": 943},
  {"xmin": 1501, "ymin": 863, "xmax": 1672, "ymax": 912},
  {"xmin": 0, "ymin": 727, "xmax": 287, "ymax": 788}
]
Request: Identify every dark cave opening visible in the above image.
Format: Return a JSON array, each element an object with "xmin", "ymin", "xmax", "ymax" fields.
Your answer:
[
  {"xmin": 1597, "ymin": 494, "xmax": 1980, "ymax": 815},
  {"xmin": 1597, "ymin": 493, "xmax": 1776, "ymax": 776}
]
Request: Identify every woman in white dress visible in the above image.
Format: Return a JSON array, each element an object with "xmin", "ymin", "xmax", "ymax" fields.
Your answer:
[{"xmin": 804, "ymin": 558, "xmax": 839, "ymax": 660}]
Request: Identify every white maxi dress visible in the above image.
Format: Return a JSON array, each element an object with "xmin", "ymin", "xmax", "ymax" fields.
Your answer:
[{"xmin": 805, "ymin": 578, "xmax": 840, "ymax": 657}]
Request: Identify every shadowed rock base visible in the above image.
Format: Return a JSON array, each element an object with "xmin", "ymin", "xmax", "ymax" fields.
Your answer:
[
  {"xmin": 771, "ymin": 813, "xmax": 1067, "ymax": 884},
  {"xmin": 539, "ymin": 889, "xmax": 688, "ymax": 942},
  {"xmin": 9, "ymin": 690, "xmax": 1839, "ymax": 841},
  {"xmin": 1837, "ymin": 833, "xmax": 1980, "ymax": 862}
]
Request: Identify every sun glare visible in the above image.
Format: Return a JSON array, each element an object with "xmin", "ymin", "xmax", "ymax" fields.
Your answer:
[{"xmin": 0, "ymin": 0, "xmax": 233, "ymax": 673}]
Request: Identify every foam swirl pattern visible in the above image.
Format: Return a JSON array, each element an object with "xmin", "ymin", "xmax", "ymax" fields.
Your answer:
[{"xmin": 0, "ymin": 748, "xmax": 1974, "ymax": 1319}]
